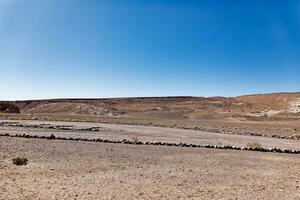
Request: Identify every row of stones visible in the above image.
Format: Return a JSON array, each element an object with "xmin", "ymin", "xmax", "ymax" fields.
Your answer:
[
  {"xmin": 120, "ymin": 122, "xmax": 300, "ymax": 141},
  {"xmin": 1, "ymin": 133, "xmax": 299, "ymax": 154},
  {"xmin": 1, "ymin": 121, "xmax": 299, "ymax": 141},
  {"xmin": 189, "ymin": 127, "xmax": 300, "ymax": 141},
  {"xmin": 0, "ymin": 122, "xmax": 101, "ymax": 132}
]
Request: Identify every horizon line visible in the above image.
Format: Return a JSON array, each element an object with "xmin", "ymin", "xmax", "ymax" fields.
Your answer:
[{"xmin": 1, "ymin": 91, "xmax": 300, "ymax": 102}]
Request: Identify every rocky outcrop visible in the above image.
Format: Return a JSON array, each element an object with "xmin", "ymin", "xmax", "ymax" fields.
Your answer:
[
  {"xmin": 0, "ymin": 103, "xmax": 20, "ymax": 113},
  {"xmin": 288, "ymin": 98, "xmax": 300, "ymax": 113}
]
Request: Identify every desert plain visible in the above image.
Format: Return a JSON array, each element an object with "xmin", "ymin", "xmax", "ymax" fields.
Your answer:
[{"xmin": 1, "ymin": 93, "xmax": 300, "ymax": 199}]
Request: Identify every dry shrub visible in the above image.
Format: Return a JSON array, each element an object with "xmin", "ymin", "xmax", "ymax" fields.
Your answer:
[
  {"xmin": 12, "ymin": 157, "xmax": 28, "ymax": 166},
  {"xmin": 49, "ymin": 134, "xmax": 56, "ymax": 139}
]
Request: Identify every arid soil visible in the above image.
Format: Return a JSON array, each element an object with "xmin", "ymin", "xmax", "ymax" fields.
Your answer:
[
  {"xmin": 2, "ymin": 113, "xmax": 300, "ymax": 139},
  {"xmin": 1, "ymin": 93, "xmax": 300, "ymax": 140},
  {"xmin": 1, "ymin": 93, "xmax": 300, "ymax": 199},
  {"xmin": 1, "ymin": 136, "xmax": 300, "ymax": 200},
  {"xmin": 1, "ymin": 120, "xmax": 300, "ymax": 151}
]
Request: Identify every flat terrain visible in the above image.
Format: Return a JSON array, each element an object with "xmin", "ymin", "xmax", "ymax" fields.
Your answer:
[
  {"xmin": 1, "ymin": 136, "xmax": 300, "ymax": 200},
  {"xmin": 1, "ymin": 120, "xmax": 300, "ymax": 151}
]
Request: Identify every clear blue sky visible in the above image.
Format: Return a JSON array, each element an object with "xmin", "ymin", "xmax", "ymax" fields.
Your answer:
[{"xmin": 1, "ymin": 0, "xmax": 300, "ymax": 100}]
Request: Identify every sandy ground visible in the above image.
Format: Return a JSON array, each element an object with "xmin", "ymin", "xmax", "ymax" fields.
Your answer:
[
  {"xmin": 1, "ymin": 136, "xmax": 300, "ymax": 200},
  {"xmin": 1, "ymin": 120, "xmax": 300, "ymax": 151}
]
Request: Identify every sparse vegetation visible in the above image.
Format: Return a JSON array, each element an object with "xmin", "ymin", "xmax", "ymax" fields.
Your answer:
[
  {"xmin": 49, "ymin": 134, "xmax": 56, "ymax": 139},
  {"xmin": 247, "ymin": 142, "xmax": 262, "ymax": 149},
  {"xmin": 12, "ymin": 157, "xmax": 28, "ymax": 166}
]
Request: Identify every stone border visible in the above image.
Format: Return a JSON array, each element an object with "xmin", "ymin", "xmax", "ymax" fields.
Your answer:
[
  {"xmin": 1, "ymin": 121, "xmax": 299, "ymax": 141},
  {"xmin": 1, "ymin": 133, "xmax": 299, "ymax": 154},
  {"xmin": 0, "ymin": 122, "xmax": 101, "ymax": 132},
  {"xmin": 189, "ymin": 127, "xmax": 300, "ymax": 140}
]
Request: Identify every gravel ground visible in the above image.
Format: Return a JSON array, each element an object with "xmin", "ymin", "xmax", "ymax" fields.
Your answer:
[
  {"xmin": 0, "ymin": 137, "xmax": 300, "ymax": 200},
  {"xmin": 1, "ymin": 120, "xmax": 300, "ymax": 151}
]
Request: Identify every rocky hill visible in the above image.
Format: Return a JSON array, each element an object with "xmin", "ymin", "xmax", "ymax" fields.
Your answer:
[{"xmin": 1, "ymin": 92, "xmax": 299, "ymax": 121}]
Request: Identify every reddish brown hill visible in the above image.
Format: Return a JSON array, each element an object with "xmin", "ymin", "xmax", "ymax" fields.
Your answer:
[
  {"xmin": 1, "ymin": 93, "xmax": 300, "ymax": 120},
  {"xmin": 236, "ymin": 92, "xmax": 300, "ymax": 110}
]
